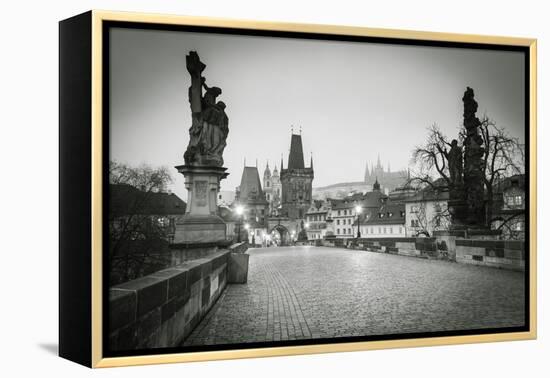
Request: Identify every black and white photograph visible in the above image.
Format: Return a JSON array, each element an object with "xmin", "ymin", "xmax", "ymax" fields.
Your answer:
[{"xmin": 105, "ymin": 23, "xmax": 529, "ymax": 355}]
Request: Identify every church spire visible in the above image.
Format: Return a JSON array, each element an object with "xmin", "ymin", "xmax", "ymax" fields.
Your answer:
[
  {"xmin": 310, "ymin": 152, "xmax": 313, "ymax": 169},
  {"xmin": 280, "ymin": 153, "xmax": 284, "ymax": 170},
  {"xmin": 364, "ymin": 160, "xmax": 370, "ymax": 182},
  {"xmin": 264, "ymin": 160, "xmax": 271, "ymax": 177},
  {"xmin": 377, "ymin": 154, "xmax": 382, "ymax": 169}
]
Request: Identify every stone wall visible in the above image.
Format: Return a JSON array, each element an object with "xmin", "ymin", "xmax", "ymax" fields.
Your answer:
[
  {"xmin": 322, "ymin": 237, "xmax": 525, "ymax": 271},
  {"xmin": 108, "ymin": 250, "xmax": 229, "ymax": 351},
  {"xmin": 347, "ymin": 237, "xmax": 445, "ymax": 259},
  {"xmin": 455, "ymin": 239, "xmax": 525, "ymax": 271}
]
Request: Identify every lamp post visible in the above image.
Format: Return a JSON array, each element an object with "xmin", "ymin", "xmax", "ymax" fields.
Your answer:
[
  {"xmin": 235, "ymin": 205, "xmax": 244, "ymax": 242},
  {"xmin": 355, "ymin": 205, "xmax": 362, "ymax": 239}
]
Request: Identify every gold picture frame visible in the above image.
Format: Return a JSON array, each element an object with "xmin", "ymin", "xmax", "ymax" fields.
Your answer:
[{"xmin": 59, "ymin": 10, "xmax": 537, "ymax": 368}]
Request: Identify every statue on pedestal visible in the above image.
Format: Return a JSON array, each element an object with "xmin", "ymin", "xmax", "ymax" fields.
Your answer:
[
  {"xmin": 462, "ymin": 87, "xmax": 486, "ymax": 227},
  {"xmin": 173, "ymin": 51, "xmax": 230, "ymax": 246},
  {"xmin": 447, "ymin": 87, "xmax": 487, "ymax": 231}
]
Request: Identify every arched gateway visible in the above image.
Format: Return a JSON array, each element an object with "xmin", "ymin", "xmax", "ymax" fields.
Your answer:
[{"xmin": 266, "ymin": 217, "xmax": 300, "ymax": 246}]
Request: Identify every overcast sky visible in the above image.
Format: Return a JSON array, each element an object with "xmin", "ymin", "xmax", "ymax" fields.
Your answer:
[{"xmin": 109, "ymin": 27, "xmax": 525, "ymax": 201}]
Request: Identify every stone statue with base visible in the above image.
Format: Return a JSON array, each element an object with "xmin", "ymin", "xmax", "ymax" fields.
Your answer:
[{"xmin": 172, "ymin": 51, "xmax": 230, "ymax": 248}]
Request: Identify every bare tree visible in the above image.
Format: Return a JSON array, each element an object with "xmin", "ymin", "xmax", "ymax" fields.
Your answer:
[
  {"xmin": 109, "ymin": 161, "xmax": 174, "ymax": 284},
  {"xmin": 410, "ymin": 124, "xmax": 455, "ymax": 191},
  {"xmin": 474, "ymin": 116, "xmax": 524, "ymax": 226},
  {"xmin": 410, "ymin": 117, "xmax": 523, "ymax": 229}
]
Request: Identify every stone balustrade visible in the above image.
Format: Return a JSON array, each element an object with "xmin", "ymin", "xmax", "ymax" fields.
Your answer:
[
  {"xmin": 108, "ymin": 244, "xmax": 248, "ymax": 351},
  {"xmin": 322, "ymin": 236, "xmax": 525, "ymax": 271}
]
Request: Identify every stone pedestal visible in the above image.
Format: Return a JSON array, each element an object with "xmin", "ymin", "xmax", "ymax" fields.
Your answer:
[
  {"xmin": 172, "ymin": 165, "xmax": 229, "ymax": 244},
  {"xmin": 227, "ymin": 253, "xmax": 249, "ymax": 284}
]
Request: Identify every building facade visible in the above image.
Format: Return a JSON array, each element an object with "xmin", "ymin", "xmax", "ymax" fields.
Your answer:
[
  {"xmin": 234, "ymin": 165, "xmax": 269, "ymax": 245},
  {"xmin": 491, "ymin": 174, "xmax": 525, "ymax": 240},
  {"xmin": 280, "ymin": 133, "xmax": 314, "ymax": 220},
  {"xmin": 358, "ymin": 201, "xmax": 406, "ymax": 238},
  {"xmin": 404, "ymin": 187, "xmax": 450, "ymax": 237},
  {"xmin": 305, "ymin": 200, "xmax": 331, "ymax": 240},
  {"xmin": 329, "ymin": 181, "xmax": 388, "ymax": 238},
  {"xmin": 263, "ymin": 162, "xmax": 282, "ymax": 216}
]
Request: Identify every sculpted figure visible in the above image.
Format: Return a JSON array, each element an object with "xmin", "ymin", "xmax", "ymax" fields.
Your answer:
[
  {"xmin": 447, "ymin": 139, "xmax": 463, "ymax": 186},
  {"xmin": 183, "ymin": 51, "xmax": 229, "ymax": 166}
]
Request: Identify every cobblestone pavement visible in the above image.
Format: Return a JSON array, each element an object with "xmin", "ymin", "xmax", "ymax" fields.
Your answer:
[{"xmin": 184, "ymin": 246, "xmax": 525, "ymax": 346}]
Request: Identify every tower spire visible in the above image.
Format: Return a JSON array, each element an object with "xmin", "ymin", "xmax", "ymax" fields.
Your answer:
[
  {"xmin": 288, "ymin": 133, "xmax": 305, "ymax": 169},
  {"xmin": 310, "ymin": 152, "xmax": 313, "ymax": 169},
  {"xmin": 280, "ymin": 153, "xmax": 284, "ymax": 170},
  {"xmin": 364, "ymin": 160, "xmax": 370, "ymax": 182}
]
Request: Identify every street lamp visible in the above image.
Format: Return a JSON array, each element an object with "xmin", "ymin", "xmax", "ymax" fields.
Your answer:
[
  {"xmin": 235, "ymin": 205, "xmax": 244, "ymax": 242},
  {"xmin": 355, "ymin": 205, "xmax": 362, "ymax": 239}
]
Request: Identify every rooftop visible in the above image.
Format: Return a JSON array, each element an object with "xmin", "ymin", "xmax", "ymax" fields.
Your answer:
[{"xmin": 110, "ymin": 184, "xmax": 186, "ymax": 216}]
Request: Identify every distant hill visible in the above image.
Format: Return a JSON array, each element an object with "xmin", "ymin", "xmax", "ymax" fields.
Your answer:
[{"xmin": 312, "ymin": 181, "xmax": 374, "ymax": 199}]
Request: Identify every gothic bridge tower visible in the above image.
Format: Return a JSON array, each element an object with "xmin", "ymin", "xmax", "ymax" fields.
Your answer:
[{"xmin": 280, "ymin": 133, "xmax": 314, "ymax": 220}]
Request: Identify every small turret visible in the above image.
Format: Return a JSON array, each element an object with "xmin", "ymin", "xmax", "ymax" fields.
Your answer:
[{"xmin": 263, "ymin": 161, "xmax": 271, "ymax": 178}]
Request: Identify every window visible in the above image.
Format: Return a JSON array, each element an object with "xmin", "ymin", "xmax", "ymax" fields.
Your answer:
[
  {"xmin": 266, "ymin": 194, "xmax": 270, "ymax": 200},
  {"xmin": 514, "ymin": 221, "xmax": 524, "ymax": 231},
  {"xmin": 389, "ymin": 227, "xmax": 393, "ymax": 234},
  {"xmin": 400, "ymin": 211, "xmax": 405, "ymax": 217},
  {"xmin": 218, "ymin": 194, "xmax": 222, "ymax": 199},
  {"xmin": 379, "ymin": 213, "xmax": 384, "ymax": 218},
  {"xmin": 399, "ymin": 227, "xmax": 402, "ymax": 234},
  {"xmin": 336, "ymin": 219, "xmax": 340, "ymax": 225},
  {"xmin": 348, "ymin": 219, "xmax": 351, "ymax": 225},
  {"xmin": 338, "ymin": 210, "xmax": 341, "ymax": 216},
  {"xmin": 388, "ymin": 212, "xmax": 393, "ymax": 217},
  {"xmin": 337, "ymin": 228, "xmax": 340, "ymax": 234},
  {"xmin": 378, "ymin": 227, "xmax": 381, "ymax": 234},
  {"xmin": 383, "ymin": 227, "xmax": 386, "ymax": 234}
]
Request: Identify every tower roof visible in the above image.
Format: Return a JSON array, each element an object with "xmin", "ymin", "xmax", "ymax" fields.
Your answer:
[
  {"xmin": 263, "ymin": 161, "xmax": 271, "ymax": 177},
  {"xmin": 288, "ymin": 134, "xmax": 305, "ymax": 169},
  {"xmin": 238, "ymin": 166, "xmax": 266, "ymax": 202}
]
